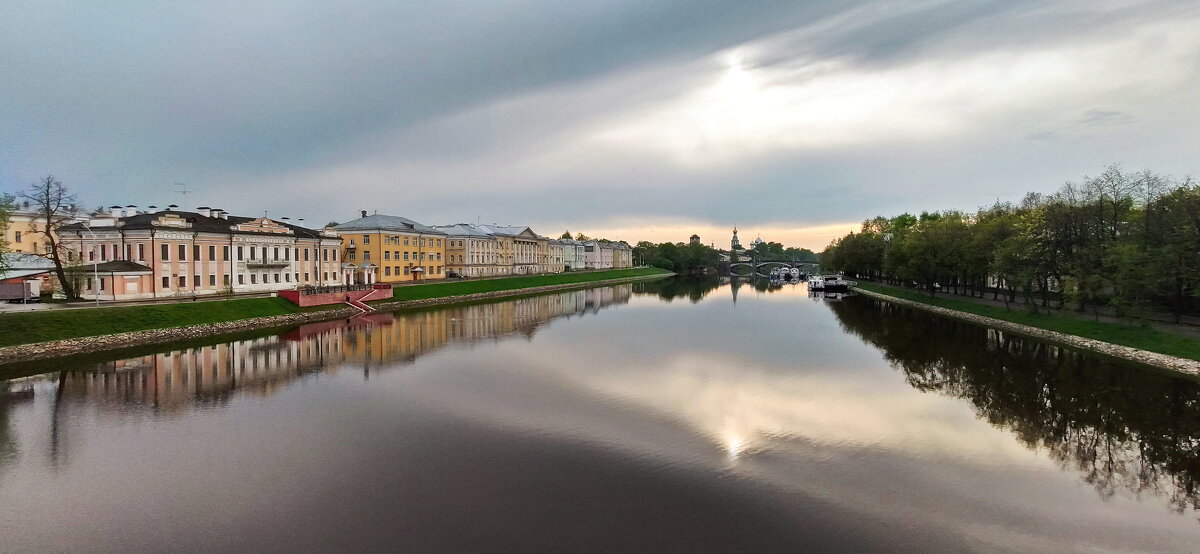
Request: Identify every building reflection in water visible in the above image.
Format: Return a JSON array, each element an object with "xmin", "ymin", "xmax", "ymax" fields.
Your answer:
[
  {"xmin": 827, "ymin": 296, "xmax": 1200, "ymax": 515},
  {"xmin": 49, "ymin": 285, "xmax": 633, "ymax": 411}
]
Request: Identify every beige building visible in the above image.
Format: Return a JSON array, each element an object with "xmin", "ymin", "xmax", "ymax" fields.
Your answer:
[{"xmin": 433, "ymin": 223, "xmax": 558, "ymax": 277}]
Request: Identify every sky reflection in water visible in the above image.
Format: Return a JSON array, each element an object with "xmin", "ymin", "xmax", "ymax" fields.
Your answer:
[{"xmin": 1, "ymin": 277, "xmax": 1199, "ymax": 552}]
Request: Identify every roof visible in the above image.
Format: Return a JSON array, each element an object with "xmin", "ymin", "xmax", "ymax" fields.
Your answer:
[
  {"xmin": 0, "ymin": 253, "xmax": 57, "ymax": 281},
  {"xmin": 335, "ymin": 214, "xmax": 445, "ymax": 235},
  {"xmin": 59, "ymin": 209, "xmax": 331, "ymax": 239},
  {"xmin": 75, "ymin": 260, "xmax": 153, "ymax": 274},
  {"xmin": 433, "ymin": 223, "xmax": 495, "ymax": 238}
]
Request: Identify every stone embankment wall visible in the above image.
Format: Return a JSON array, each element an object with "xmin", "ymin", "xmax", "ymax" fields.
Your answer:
[
  {"xmin": 853, "ymin": 287, "xmax": 1200, "ymax": 377},
  {"xmin": 0, "ymin": 273, "xmax": 671, "ymax": 364}
]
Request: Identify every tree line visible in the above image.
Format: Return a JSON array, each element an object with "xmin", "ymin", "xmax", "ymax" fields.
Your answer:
[
  {"xmin": 633, "ymin": 241, "xmax": 721, "ymax": 273},
  {"xmin": 822, "ymin": 165, "xmax": 1200, "ymax": 321}
]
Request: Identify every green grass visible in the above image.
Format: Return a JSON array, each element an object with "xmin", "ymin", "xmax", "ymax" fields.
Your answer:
[
  {"xmin": 0, "ymin": 297, "xmax": 311, "ymax": 347},
  {"xmin": 387, "ymin": 268, "xmax": 672, "ymax": 301},
  {"xmin": 856, "ymin": 282, "xmax": 1200, "ymax": 361},
  {"xmin": 0, "ymin": 269, "xmax": 671, "ymax": 348}
]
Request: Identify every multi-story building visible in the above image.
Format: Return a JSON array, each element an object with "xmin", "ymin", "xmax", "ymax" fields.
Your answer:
[
  {"xmin": 3, "ymin": 201, "xmax": 85, "ymax": 254},
  {"xmin": 58, "ymin": 206, "xmax": 343, "ymax": 300},
  {"xmin": 612, "ymin": 242, "xmax": 633, "ymax": 268},
  {"xmin": 584, "ymin": 241, "xmax": 614, "ymax": 269},
  {"xmin": 335, "ymin": 212, "xmax": 448, "ymax": 283},
  {"xmin": 433, "ymin": 223, "xmax": 558, "ymax": 277},
  {"xmin": 559, "ymin": 239, "xmax": 587, "ymax": 271}
]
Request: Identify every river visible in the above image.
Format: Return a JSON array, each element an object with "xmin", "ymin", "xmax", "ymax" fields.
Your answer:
[{"xmin": 1, "ymin": 277, "xmax": 1198, "ymax": 552}]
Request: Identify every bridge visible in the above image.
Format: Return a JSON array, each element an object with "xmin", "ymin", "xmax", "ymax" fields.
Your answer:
[{"xmin": 727, "ymin": 260, "xmax": 818, "ymax": 277}]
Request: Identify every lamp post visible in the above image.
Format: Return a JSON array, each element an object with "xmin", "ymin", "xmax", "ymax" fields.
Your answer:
[{"xmin": 80, "ymin": 221, "xmax": 99, "ymax": 307}]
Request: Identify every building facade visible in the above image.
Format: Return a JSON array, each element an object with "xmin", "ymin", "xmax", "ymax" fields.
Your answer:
[
  {"xmin": 58, "ymin": 207, "xmax": 343, "ymax": 300},
  {"xmin": 335, "ymin": 213, "xmax": 448, "ymax": 283},
  {"xmin": 433, "ymin": 223, "xmax": 559, "ymax": 277}
]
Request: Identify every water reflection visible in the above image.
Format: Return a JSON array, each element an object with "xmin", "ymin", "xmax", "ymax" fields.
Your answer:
[
  {"xmin": 3, "ymin": 279, "xmax": 1200, "ymax": 551},
  {"xmin": 829, "ymin": 297, "xmax": 1200, "ymax": 515},
  {"xmin": 32, "ymin": 285, "xmax": 634, "ymax": 411}
]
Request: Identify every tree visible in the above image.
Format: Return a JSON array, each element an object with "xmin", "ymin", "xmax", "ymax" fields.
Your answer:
[
  {"xmin": 560, "ymin": 231, "xmax": 572, "ymax": 239},
  {"xmin": 20, "ymin": 175, "xmax": 79, "ymax": 300},
  {"xmin": 325, "ymin": 220, "xmax": 340, "ymax": 228},
  {"xmin": 574, "ymin": 232, "xmax": 591, "ymax": 241},
  {"xmin": 0, "ymin": 193, "xmax": 13, "ymax": 271}
]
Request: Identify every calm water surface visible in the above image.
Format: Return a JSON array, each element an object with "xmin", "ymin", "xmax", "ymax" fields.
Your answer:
[{"xmin": 2, "ymin": 277, "xmax": 1199, "ymax": 552}]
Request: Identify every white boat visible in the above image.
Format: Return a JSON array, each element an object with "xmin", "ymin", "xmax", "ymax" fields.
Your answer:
[{"xmin": 807, "ymin": 276, "xmax": 825, "ymax": 290}]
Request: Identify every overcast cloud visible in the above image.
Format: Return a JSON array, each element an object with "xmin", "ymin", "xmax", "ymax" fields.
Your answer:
[{"xmin": 2, "ymin": 0, "xmax": 1197, "ymax": 249}]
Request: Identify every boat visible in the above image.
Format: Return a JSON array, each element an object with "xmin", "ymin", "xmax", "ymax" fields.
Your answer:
[{"xmin": 807, "ymin": 276, "xmax": 825, "ymax": 290}]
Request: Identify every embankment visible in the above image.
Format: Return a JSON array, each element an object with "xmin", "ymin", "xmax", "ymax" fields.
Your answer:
[
  {"xmin": 0, "ymin": 269, "xmax": 671, "ymax": 364},
  {"xmin": 852, "ymin": 284, "xmax": 1200, "ymax": 376}
]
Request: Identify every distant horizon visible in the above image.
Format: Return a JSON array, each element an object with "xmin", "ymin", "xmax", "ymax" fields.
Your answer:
[{"xmin": 3, "ymin": 1, "xmax": 1197, "ymax": 252}]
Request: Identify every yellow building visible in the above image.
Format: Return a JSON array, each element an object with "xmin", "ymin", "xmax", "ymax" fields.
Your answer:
[
  {"xmin": 335, "ymin": 212, "xmax": 448, "ymax": 283},
  {"xmin": 3, "ymin": 205, "xmax": 81, "ymax": 254}
]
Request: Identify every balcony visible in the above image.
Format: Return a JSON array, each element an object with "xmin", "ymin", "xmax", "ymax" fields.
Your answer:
[{"xmin": 246, "ymin": 260, "xmax": 291, "ymax": 268}]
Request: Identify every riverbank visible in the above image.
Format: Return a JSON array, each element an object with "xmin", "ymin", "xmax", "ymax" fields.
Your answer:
[
  {"xmin": 852, "ymin": 282, "xmax": 1200, "ymax": 375},
  {"xmin": 0, "ymin": 268, "xmax": 671, "ymax": 363}
]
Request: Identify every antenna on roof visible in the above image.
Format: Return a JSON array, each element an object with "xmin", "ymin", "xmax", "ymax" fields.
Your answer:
[{"xmin": 174, "ymin": 183, "xmax": 191, "ymax": 197}]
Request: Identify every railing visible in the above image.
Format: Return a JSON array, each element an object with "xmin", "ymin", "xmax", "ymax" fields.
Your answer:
[
  {"xmin": 246, "ymin": 260, "xmax": 290, "ymax": 268},
  {"xmin": 298, "ymin": 284, "xmax": 372, "ymax": 295}
]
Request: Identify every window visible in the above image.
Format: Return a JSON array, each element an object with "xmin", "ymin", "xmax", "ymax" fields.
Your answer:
[
  {"xmin": 262, "ymin": 247, "xmax": 267, "ymax": 260},
  {"xmin": 333, "ymin": 250, "xmax": 337, "ymax": 261},
  {"xmin": 384, "ymin": 251, "xmax": 390, "ymax": 260},
  {"xmin": 162, "ymin": 276, "xmax": 169, "ymax": 289},
  {"xmin": 125, "ymin": 244, "xmax": 132, "ymax": 260},
  {"xmin": 274, "ymin": 273, "xmax": 280, "ymax": 283},
  {"xmin": 349, "ymin": 251, "xmax": 356, "ymax": 261},
  {"xmin": 161, "ymin": 244, "xmax": 169, "ymax": 260},
  {"xmin": 384, "ymin": 267, "xmax": 391, "ymax": 276},
  {"xmin": 179, "ymin": 276, "xmax": 186, "ymax": 287},
  {"xmin": 250, "ymin": 274, "xmax": 257, "ymax": 284},
  {"xmin": 304, "ymin": 272, "xmax": 309, "ymax": 281},
  {"xmin": 403, "ymin": 266, "xmax": 410, "ymax": 275},
  {"xmin": 364, "ymin": 251, "xmax": 371, "ymax": 261},
  {"xmin": 249, "ymin": 247, "xmax": 256, "ymax": 260},
  {"xmin": 100, "ymin": 244, "xmax": 107, "ymax": 261},
  {"xmin": 273, "ymin": 247, "xmax": 279, "ymax": 260},
  {"xmin": 285, "ymin": 273, "xmax": 290, "ymax": 282},
  {"xmin": 223, "ymin": 275, "xmax": 230, "ymax": 286},
  {"xmin": 194, "ymin": 244, "xmax": 200, "ymax": 260},
  {"xmin": 304, "ymin": 248, "xmax": 310, "ymax": 261},
  {"xmin": 13, "ymin": 231, "xmax": 20, "ymax": 243},
  {"xmin": 179, "ymin": 244, "xmax": 187, "ymax": 261},
  {"xmin": 404, "ymin": 252, "xmax": 409, "ymax": 261},
  {"xmin": 194, "ymin": 274, "xmax": 200, "ymax": 287},
  {"xmin": 223, "ymin": 246, "xmax": 230, "ymax": 261},
  {"xmin": 404, "ymin": 237, "xmax": 410, "ymax": 246},
  {"xmin": 138, "ymin": 244, "xmax": 145, "ymax": 261},
  {"xmin": 209, "ymin": 274, "xmax": 216, "ymax": 286},
  {"xmin": 238, "ymin": 275, "xmax": 245, "ymax": 285},
  {"xmin": 322, "ymin": 249, "xmax": 328, "ymax": 261},
  {"xmin": 237, "ymin": 246, "xmax": 244, "ymax": 260},
  {"xmin": 99, "ymin": 277, "xmax": 106, "ymax": 291},
  {"xmin": 209, "ymin": 245, "xmax": 216, "ymax": 260}
]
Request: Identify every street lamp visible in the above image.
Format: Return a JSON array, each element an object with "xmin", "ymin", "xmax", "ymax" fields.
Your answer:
[{"xmin": 80, "ymin": 221, "xmax": 99, "ymax": 307}]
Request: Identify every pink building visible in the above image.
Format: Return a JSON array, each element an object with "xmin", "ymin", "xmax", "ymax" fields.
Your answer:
[{"xmin": 60, "ymin": 207, "xmax": 343, "ymax": 300}]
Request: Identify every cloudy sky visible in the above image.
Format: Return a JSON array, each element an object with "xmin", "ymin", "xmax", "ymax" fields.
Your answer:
[{"xmin": 2, "ymin": 1, "xmax": 1198, "ymax": 249}]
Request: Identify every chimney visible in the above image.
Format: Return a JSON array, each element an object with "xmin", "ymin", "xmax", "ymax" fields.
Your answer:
[
  {"xmin": 125, "ymin": 205, "xmax": 137, "ymax": 217},
  {"xmin": 197, "ymin": 206, "xmax": 211, "ymax": 217},
  {"xmin": 360, "ymin": 210, "xmax": 367, "ymax": 218},
  {"xmin": 168, "ymin": 204, "xmax": 179, "ymax": 210}
]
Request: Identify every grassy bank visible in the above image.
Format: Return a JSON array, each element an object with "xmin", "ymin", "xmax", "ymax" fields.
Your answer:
[
  {"xmin": 0, "ymin": 268, "xmax": 671, "ymax": 348},
  {"xmin": 0, "ymin": 297, "xmax": 313, "ymax": 348},
  {"xmin": 387, "ymin": 268, "xmax": 671, "ymax": 301},
  {"xmin": 855, "ymin": 282, "xmax": 1200, "ymax": 361}
]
